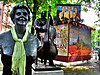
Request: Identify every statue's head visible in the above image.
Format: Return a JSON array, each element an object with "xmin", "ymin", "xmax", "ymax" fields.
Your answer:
[
  {"xmin": 10, "ymin": 4, "xmax": 30, "ymax": 26},
  {"xmin": 41, "ymin": 11, "xmax": 46, "ymax": 18}
]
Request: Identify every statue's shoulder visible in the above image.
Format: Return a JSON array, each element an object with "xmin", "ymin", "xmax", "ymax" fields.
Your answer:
[
  {"xmin": 26, "ymin": 32, "xmax": 41, "ymax": 46},
  {"xmin": 0, "ymin": 30, "xmax": 12, "ymax": 47},
  {"xmin": 0, "ymin": 30, "xmax": 11, "ymax": 39},
  {"xmin": 27, "ymin": 32, "xmax": 37, "ymax": 39},
  {"xmin": 35, "ymin": 18, "xmax": 41, "ymax": 22}
]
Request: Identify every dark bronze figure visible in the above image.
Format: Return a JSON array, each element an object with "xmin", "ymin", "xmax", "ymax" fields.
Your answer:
[
  {"xmin": 0, "ymin": 4, "xmax": 40, "ymax": 75},
  {"xmin": 34, "ymin": 8, "xmax": 58, "ymax": 66}
]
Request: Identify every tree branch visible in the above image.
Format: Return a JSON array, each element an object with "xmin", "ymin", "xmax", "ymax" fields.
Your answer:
[{"xmin": 25, "ymin": 0, "xmax": 33, "ymax": 13}]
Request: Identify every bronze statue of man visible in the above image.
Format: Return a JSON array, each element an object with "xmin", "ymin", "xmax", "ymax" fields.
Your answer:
[
  {"xmin": 0, "ymin": 4, "xmax": 40, "ymax": 75},
  {"xmin": 34, "ymin": 11, "xmax": 58, "ymax": 66}
]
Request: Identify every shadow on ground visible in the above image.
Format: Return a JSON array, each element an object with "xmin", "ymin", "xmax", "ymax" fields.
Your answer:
[{"xmin": 62, "ymin": 60, "xmax": 100, "ymax": 75}]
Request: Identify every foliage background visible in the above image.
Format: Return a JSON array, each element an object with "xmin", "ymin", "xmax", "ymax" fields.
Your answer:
[{"xmin": 1, "ymin": 0, "xmax": 100, "ymax": 48}]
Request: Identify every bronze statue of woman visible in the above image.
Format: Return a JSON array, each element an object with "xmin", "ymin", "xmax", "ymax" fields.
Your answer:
[{"xmin": 0, "ymin": 4, "xmax": 40, "ymax": 75}]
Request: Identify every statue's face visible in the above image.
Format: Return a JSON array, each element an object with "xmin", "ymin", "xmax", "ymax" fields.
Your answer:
[
  {"xmin": 41, "ymin": 11, "xmax": 46, "ymax": 18},
  {"xmin": 14, "ymin": 8, "xmax": 29, "ymax": 26}
]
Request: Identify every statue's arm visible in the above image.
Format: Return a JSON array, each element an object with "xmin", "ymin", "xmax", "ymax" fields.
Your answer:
[
  {"xmin": 53, "ymin": 27, "xmax": 56, "ymax": 39},
  {"xmin": 0, "ymin": 34, "xmax": 2, "ymax": 45},
  {"xmin": 0, "ymin": 33, "xmax": 3, "ymax": 51},
  {"xmin": 34, "ymin": 19, "xmax": 41, "ymax": 29}
]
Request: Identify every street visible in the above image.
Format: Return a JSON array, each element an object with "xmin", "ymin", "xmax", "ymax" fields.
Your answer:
[{"xmin": 0, "ymin": 54, "xmax": 100, "ymax": 75}]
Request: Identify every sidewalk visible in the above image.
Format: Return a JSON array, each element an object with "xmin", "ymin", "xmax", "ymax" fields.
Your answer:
[
  {"xmin": 0, "ymin": 71, "xmax": 2, "ymax": 75},
  {"xmin": 0, "ymin": 54, "xmax": 99, "ymax": 75},
  {"xmin": 0, "ymin": 63, "xmax": 3, "ymax": 75},
  {"xmin": 0, "ymin": 59, "xmax": 88, "ymax": 75},
  {"xmin": 0, "ymin": 54, "xmax": 3, "ymax": 75},
  {"xmin": 53, "ymin": 60, "xmax": 88, "ymax": 66}
]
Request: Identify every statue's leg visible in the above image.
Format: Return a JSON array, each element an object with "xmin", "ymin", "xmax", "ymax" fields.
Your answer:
[
  {"xmin": 25, "ymin": 56, "xmax": 35, "ymax": 75},
  {"xmin": 44, "ymin": 59, "xmax": 47, "ymax": 65},
  {"xmin": 49, "ymin": 59, "xmax": 54, "ymax": 66},
  {"xmin": 35, "ymin": 56, "xmax": 38, "ymax": 65},
  {"xmin": 41, "ymin": 58, "xmax": 43, "ymax": 63},
  {"xmin": 1, "ymin": 54, "xmax": 12, "ymax": 75}
]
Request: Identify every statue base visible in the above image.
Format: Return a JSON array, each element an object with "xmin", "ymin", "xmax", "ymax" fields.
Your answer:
[
  {"xmin": 32, "ymin": 70, "xmax": 64, "ymax": 75},
  {"xmin": 32, "ymin": 60, "xmax": 63, "ymax": 75},
  {"xmin": 32, "ymin": 63, "xmax": 61, "ymax": 71}
]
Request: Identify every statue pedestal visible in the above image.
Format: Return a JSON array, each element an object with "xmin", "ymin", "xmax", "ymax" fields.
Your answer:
[
  {"xmin": 32, "ymin": 63, "xmax": 63, "ymax": 75},
  {"xmin": 32, "ymin": 70, "xmax": 64, "ymax": 75}
]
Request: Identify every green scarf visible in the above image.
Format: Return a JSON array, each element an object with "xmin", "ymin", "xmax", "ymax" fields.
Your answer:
[{"xmin": 11, "ymin": 27, "xmax": 29, "ymax": 75}]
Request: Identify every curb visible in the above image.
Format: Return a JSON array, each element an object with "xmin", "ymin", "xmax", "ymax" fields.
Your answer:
[{"xmin": 53, "ymin": 60, "xmax": 88, "ymax": 66}]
